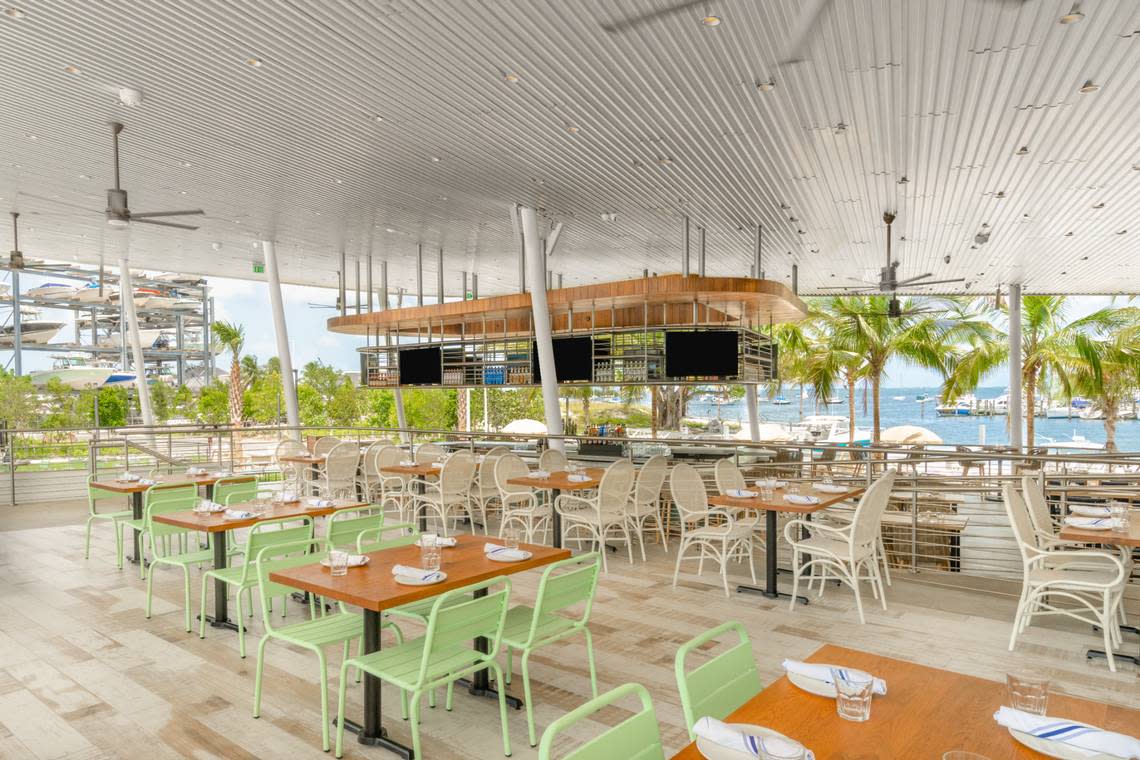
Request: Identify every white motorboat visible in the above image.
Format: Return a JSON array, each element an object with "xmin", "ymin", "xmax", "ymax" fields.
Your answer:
[
  {"xmin": 74, "ymin": 282, "xmax": 119, "ymax": 304},
  {"xmin": 0, "ymin": 320, "xmax": 65, "ymax": 345},
  {"xmin": 1042, "ymin": 433, "xmax": 1104, "ymax": 451},
  {"xmin": 1078, "ymin": 407, "xmax": 1105, "ymax": 420},
  {"xmin": 936, "ymin": 395, "xmax": 975, "ymax": 416},
  {"xmin": 25, "ymin": 282, "xmax": 77, "ymax": 300},
  {"xmin": 100, "ymin": 328, "xmax": 166, "ymax": 349},
  {"xmin": 152, "ymin": 272, "xmax": 204, "ymax": 285},
  {"xmin": 102, "ymin": 369, "xmax": 139, "ymax": 388},
  {"xmin": 1045, "ymin": 405, "xmax": 1076, "ymax": 419},
  {"xmin": 29, "ymin": 355, "xmax": 116, "ymax": 389},
  {"xmin": 169, "ymin": 296, "xmax": 201, "ymax": 311},
  {"xmin": 0, "ymin": 283, "xmax": 9, "ymax": 297}
]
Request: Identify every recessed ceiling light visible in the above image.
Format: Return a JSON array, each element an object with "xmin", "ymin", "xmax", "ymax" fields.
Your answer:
[
  {"xmin": 78, "ymin": 173, "xmax": 90, "ymax": 179},
  {"xmin": 1079, "ymin": 80, "xmax": 1099, "ymax": 93},
  {"xmin": 1016, "ymin": 146, "xmax": 1029, "ymax": 155},
  {"xmin": 64, "ymin": 64, "xmax": 81, "ymax": 75},
  {"xmin": 245, "ymin": 57, "xmax": 263, "ymax": 67},
  {"xmin": 117, "ymin": 86, "xmax": 143, "ymax": 107},
  {"xmin": 4, "ymin": 7, "xmax": 25, "ymax": 18},
  {"xmin": 181, "ymin": 161, "xmax": 192, "ymax": 168},
  {"xmin": 833, "ymin": 122, "xmax": 848, "ymax": 135},
  {"xmin": 1080, "ymin": 255, "xmax": 1089, "ymax": 260},
  {"xmin": 232, "ymin": 219, "xmax": 241, "ymax": 224},
  {"xmin": 566, "ymin": 125, "xmax": 580, "ymax": 134},
  {"xmin": 373, "ymin": 115, "xmax": 385, "ymax": 123},
  {"xmin": 994, "ymin": 190, "xmax": 1006, "ymax": 198},
  {"xmin": 24, "ymin": 133, "xmax": 36, "ymax": 140},
  {"xmin": 503, "ymin": 72, "xmax": 520, "ymax": 83},
  {"xmin": 385, "ymin": 227, "xmax": 396, "ymax": 233},
  {"xmin": 756, "ymin": 80, "xmax": 776, "ymax": 92},
  {"xmin": 656, "ymin": 156, "xmax": 674, "ymax": 166},
  {"xmin": 1059, "ymin": 5, "xmax": 1085, "ymax": 24},
  {"xmin": 334, "ymin": 178, "xmax": 343, "ymax": 184},
  {"xmin": 701, "ymin": 15, "xmax": 721, "ymax": 26},
  {"xmin": 179, "ymin": 190, "xmax": 187, "ymax": 195},
  {"xmin": 430, "ymin": 156, "xmax": 441, "ymax": 163}
]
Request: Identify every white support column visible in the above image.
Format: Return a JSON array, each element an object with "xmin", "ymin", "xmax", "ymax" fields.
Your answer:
[
  {"xmin": 519, "ymin": 205, "xmax": 565, "ymax": 452},
  {"xmin": 119, "ymin": 259, "xmax": 155, "ymax": 427},
  {"xmin": 464, "ymin": 387, "xmax": 472, "ymax": 431},
  {"xmin": 744, "ymin": 384, "xmax": 761, "ymax": 442},
  {"xmin": 483, "ymin": 387, "xmax": 489, "ymax": 431},
  {"xmin": 1008, "ymin": 283, "xmax": 1023, "ymax": 450},
  {"xmin": 263, "ymin": 241, "xmax": 300, "ymax": 435}
]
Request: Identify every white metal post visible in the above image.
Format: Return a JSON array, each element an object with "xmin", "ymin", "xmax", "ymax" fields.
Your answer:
[
  {"xmin": 119, "ymin": 259, "xmax": 155, "ymax": 426},
  {"xmin": 519, "ymin": 206, "xmax": 565, "ymax": 451},
  {"xmin": 744, "ymin": 384, "xmax": 760, "ymax": 441},
  {"xmin": 1008, "ymin": 283, "xmax": 1023, "ymax": 450},
  {"xmin": 10, "ymin": 270, "xmax": 21, "ymax": 375},
  {"xmin": 263, "ymin": 241, "xmax": 301, "ymax": 435}
]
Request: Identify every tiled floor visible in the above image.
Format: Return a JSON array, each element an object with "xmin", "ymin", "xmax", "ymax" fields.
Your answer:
[{"xmin": 0, "ymin": 501, "xmax": 1136, "ymax": 759}]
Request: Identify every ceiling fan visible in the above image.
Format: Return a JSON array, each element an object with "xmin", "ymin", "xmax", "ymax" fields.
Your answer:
[{"xmin": 102, "ymin": 122, "xmax": 204, "ymax": 230}]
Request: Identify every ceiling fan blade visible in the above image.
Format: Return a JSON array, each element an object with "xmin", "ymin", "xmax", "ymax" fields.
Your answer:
[
  {"xmin": 779, "ymin": 0, "xmax": 834, "ymax": 64},
  {"xmin": 131, "ymin": 209, "xmax": 205, "ymax": 218},
  {"xmin": 893, "ymin": 273, "xmax": 936, "ymax": 287},
  {"xmin": 814, "ymin": 285, "xmax": 876, "ymax": 291},
  {"xmin": 601, "ymin": 0, "xmax": 707, "ymax": 32},
  {"xmin": 132, "ymin": 218, "xmax": 199, "ymax": 231},
  {"xmin": 904, "ymin": 277, "xmax": 967, "ymax": 287}
]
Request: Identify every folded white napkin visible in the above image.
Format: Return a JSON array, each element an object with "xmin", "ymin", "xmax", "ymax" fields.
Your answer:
[
  {"xmin": 754, "ymin": 480, "xmax": 787, "ymax": 489},
  {"xmin": 1063, "ymin": 516, "xmax": 1119, "ymax": 530},
  {"xmin": 484, "ymin": 543, "xmax": 530, "ymax": 560},
  {"xmin": 194, "ymin": 500, "xmax": 224, "ymax": 513},
  {"xmin": 391, "ymin": 564, "xmax": 442, "ymax": 581},
  {"xmin": 430, "ymin": 462, "xmax": 443, "ymax": 468},
  {"xmin": 334, "ymin": 554, "xmax": 368, "ymax": 567},
  {"xmin": 528, "ymin": 470, "xmax": 551, "ymax": 478},
  {"xmin": 994, "ymin": 706, "xmax": 1140, "ymax": 759},
  {"xmin": 305, "ymin": 497, "xmax": 333, "ymax": 507},
  {"xmin": 693, "ymin": 717, "xmax": 815, "ymax": 760},
  {"xmin": 815, "ymin": 483, "xmax": 849, "ymax": 494},
  {"xmin": 785, "ymin": 494, "xmax": 821, "ymax": 506},
  {"xmin": 120, "ymin": 472, "xmax": 140, "ymax": 481},
  {"xmin": 185, "ymin": 467, "xmax": 206, "ymax": 476},
  {"xmin": 567, "ymin": 474, "xmax": 591, "ymax": 482},
  {"xmin": 727, "ymin": 489, "xmax": 758, "ymax": 498},
  {"xmin": 1069, "ymin": 505, "xmax": 1112, "ymax": 518},
  {"xmin": 421, "ymin": 536, "xmax": 457, "ymax": 547},
  {"xmin": 782, "ymin": 660, "xmax": 887, "ymax": 695},
  {"xmin": 400, "ymin": 459, "xmax": 415, "ymax": 466},
  {"xmin": 279, "ymin": 491, "xmax": 298, "ymax": 502},
  {"xmin": 139, "ymin": 478, "xmax": 156, "ymax": 486},
  {"xmin": 223, "ymin": 509, "xmax": 255, "ymax": 520}
]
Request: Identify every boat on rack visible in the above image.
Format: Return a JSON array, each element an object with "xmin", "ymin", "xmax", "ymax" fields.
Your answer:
[
  {"xmin": 29, "ymin": 355, "xmax": 116, "ymax": 389},
  {"xmin": 74, "ymin": 282, "xmax": 118, "ymax": 304},
  {"xmin": 25, "ymin": 282, "xmax": 77, "ymax": 300},
  {"xmin": 0, "ymin": 320, "xmax": 65, "ymax": 345}
]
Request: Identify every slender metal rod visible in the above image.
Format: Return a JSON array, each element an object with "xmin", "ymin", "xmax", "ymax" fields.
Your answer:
[
  {"xmin": 355, "ymin": 258, "xmax": 361, "ymax": 314},
  {"xmin": 682, "ymin": 216, "xmax": 690, "ymax": 276},
  {"xmin": 380, "ymin": 260, "xmax": 388, "ymax": 310},
  {"xmin": 366, "ymin": 252, "xmax": 373, "ymax": 313},
  {"xmin": 1008, "ymin": 283, "xmax": 1023, "ymax": 450},
  {"xmin": 754, "ymin": 224, "xmax": 764, "ymax": 279},
  {"xmin": 11, "ymin": 269, "xmax": 21, "ymax": 375},
  {"xmin": 437, "ymin": 247, "xmax": 444, "ymax": 303},
  {"xmin": 472, "ymin": 272, "xmax": 479, "ymax": 299},
  {"xmin": 792, "ymin": 263, "xmax": 798, "ymax": 295},
  {"xmin": 338, "ymin": 249, "xmax": 347, "ymax": 316},
  {"xmin": 416, "ymin": 244, "xmax": 424, "ymax": 306},
  {"xmin": 698, "ymin": 226, "xmax": 706, "ymax": 277}
]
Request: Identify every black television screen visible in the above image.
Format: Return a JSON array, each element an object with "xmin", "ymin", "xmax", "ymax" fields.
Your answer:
[
  {"xmin": 398, "ymin": 346, "xmax": 442, "ymax": 385},
  {"xmin": 665, "ymin": 330, "xmax": 739, "ymax": 378},
  {"xmin": 532, "ymin": 336, "xmax": 594, "ymax": 383}
]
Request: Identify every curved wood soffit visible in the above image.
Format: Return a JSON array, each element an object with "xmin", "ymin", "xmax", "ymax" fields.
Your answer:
[{"xmin": 327, "ymin": 274, "xmax": 808, "ymax": 337}]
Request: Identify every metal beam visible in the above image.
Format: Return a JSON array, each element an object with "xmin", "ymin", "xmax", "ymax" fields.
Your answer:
[
  {"xmin": 437, "ymin": 247, "xmax": 444, "ymax": 303},
  {"xmin": 119, "ymin": 259, "xmax": 154, "ymax": 426},
  {"xmin": 366, "ymin": 252, "xmax": 373, "ymax": 313},
  {"xmin": 519, "ymin": 205, "xmax": 565, "ymax": 451},
  {"xmin": 1008, "ymin": 283, "xmax": 1023, "ymax": 450},
  {"xmin": 698, "ymin": 225, "xmax": 706, "ymax": 277},
  {"xmin": 754, "ymin": 224, "xmax": 764, "ymax": 279},
  {"xmin": 682, "ymin": 216, "xmax": 690, "ymax": 276},
  {"xmin": 380, "ymin": 260, "xmax": 388, "ymax": 310},
  {"xmin": 10, "ymin": 270, "xmax": 20, "ymax": 375},
  {"xmin": 416, "ymin": 244, "xmax": 424, "ymax": 306}
]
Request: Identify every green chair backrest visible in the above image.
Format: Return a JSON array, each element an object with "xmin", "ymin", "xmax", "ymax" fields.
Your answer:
[
  {"xmin": 254, "ymin": 538, "xmax": 324, "ymax": 631},
  {"xmin": 145, "ymin": 482, "xmax": 198, "ymax": 511},
  {"xmin": 87, "ymin": 474, "xmax": 121, "ymax": 510},
  {"xmin": 144, "ymin": 483, "xmax": 199, "ymax": 537},
  {"xmin": 537, "ymin": 683, "xmax": 665, "ymax": 760},
  {"xmin": 326, "ymin": 506, "xmax": 384, "ymax": 550},
  {"xmin": 674, "ymin": 620, "xmax": 762, "ymax": 739},
  {"xmin": 235, "ymin": 516, "xmax": 315, "ymax": 584},
  {"xmin": 418, "ymin": 577, "xmax": 510, "ymax": 685},
  {"xmin": 214, "ymin": 475, "xmax": 258, "ymax": 506},
  {"xmin": 356, "ymin": 523, "xmax": 419, "ymax": 554},
  {"xmin": 526, "ymin": 552, "xmax": 601, "ymax": 643}
]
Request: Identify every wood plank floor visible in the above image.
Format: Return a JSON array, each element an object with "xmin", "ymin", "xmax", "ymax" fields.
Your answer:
[{"xmin": 0, "ymin": 501, "xmax": 1136, "ymax": 760}]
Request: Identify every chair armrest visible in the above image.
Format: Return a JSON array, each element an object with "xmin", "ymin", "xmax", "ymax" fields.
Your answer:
[
  {"xmin": 554, "ymin": 493, "xmax": 595, "ymax": 514},
  {"xmin": 783, "ymin": 518, "xmax": 851, "ymax": 544}
]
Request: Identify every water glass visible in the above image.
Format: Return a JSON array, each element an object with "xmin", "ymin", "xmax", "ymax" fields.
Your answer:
[
  {"xmin": 1110, "ymin": 502, "xmax": 1130, "ymax": 533},
  {"xmin": 831, "ymin": 669, "xmax": 874, "ymax": 722},
  {"xmin": 757, "ymin": 736, "xmax": 807, "ymax": 760},
  {"xmin": 421, "ymin": 544, "xmax": 442, "ymax": 573},
  {"xmin": 328, "ymin": 550, "xmax": 349, "ymax": 577},
  {"xmin": 787, "ymin": 481, "xmax": 800, "ymax": 496},
  {"xmin": 1005, "ymin": 673, "xmax": 1049, "ymax": 715},
  {"xmin": 421, "ymin": 532, "xmax": 439, "ymax": 548},
  {"xmin": 822, "ymin": 473, "xmax": 833, "ymax": 486},
  {"xmin": 504, "ymin": 529, "xmax": 521, "ymax": 550}
]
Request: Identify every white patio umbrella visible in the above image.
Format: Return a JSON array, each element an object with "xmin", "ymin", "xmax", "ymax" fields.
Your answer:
[
  {"xmin": 734, "ymin": 423, "xmax": 795, "ymax": 442},
  {"xmin": 501, "ymin": 418, "xmax": 548, "ymax": 435},
  {"xmin": 880, "ymin": 425, "xmax": 943, "ymax": 445}
]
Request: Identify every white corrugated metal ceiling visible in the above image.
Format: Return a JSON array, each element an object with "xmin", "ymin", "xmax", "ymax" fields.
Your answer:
[{"xmin": 1, "ymin": 0, "xmax": 1138, "ymax": 296}]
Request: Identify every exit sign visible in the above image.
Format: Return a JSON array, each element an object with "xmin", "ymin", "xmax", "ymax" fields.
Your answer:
[{"xmin": 252, "ymin": 262, "xmax": 265, "ymax": 274}]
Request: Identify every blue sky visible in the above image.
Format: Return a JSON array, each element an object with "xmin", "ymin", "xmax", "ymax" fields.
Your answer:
[{"xmin": 4, "ymin": 269, "xmax": 1118, "ymax": 388}]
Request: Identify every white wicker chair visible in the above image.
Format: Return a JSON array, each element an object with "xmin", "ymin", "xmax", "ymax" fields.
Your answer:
[
  {"xmin": 274, "ymin": 438, "xmax": 308, "ymax": 494},
  {"xmin": 555, "ymin": 460, "xmax": 636, "ymax": 572},
  {"xmin": 414, "ymin": 442, "xmax": 446, "ymax": 465},
  {"xmin": 409, "ymin": 450, "xmax": 476, "ymax": 536},
  {"xmin": 713, "ymin": 458, "xmax": 763, "ymax": 548},
  {"xmin": 357, "ymin": 442, "xmax": 386, "ymax": 500},
  {"xmin": 627, "ymin": 454, "xmax": 669, "ymax": 560},
  {"xmin": 495, "ymin": 453, "xmax": 550, "ymax": 543},
  {"xmin": 538, "ymin": 448, "xmax": 568, "ymax": 472},
  {"xmin": 468, "ymin": 446, "xmax": 510, "ymax": 535},
  {"xmin": 319, "ymin": 442, "xmax": 360, "ymax": 499},
  {"xmin": 372, "ymin": 445, "xmax": 411, "ymax": 520},
  {"xmin": 669, "ymin": 462, "xmax": 756, "ymax": 597},
  {"xmin": 784, "ymin": 469, "xmax": 896, "ymax": 624},
  {"xmin": 1001, "ymin": 483, "xmax": 1127, "ymax": 671}
]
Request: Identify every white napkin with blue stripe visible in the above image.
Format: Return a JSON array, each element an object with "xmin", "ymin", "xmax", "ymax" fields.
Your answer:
[
  {"xmin": 726, "ymin": 489, "xmax": 758, "ymax": 499},
  {"xmin": 305, "ymin": 497, "xmax": 333, "ymax": 507},
  {"xmin": 995, "ymin": 706, "xmax": 1140, "ymax": 758},
  {"xmin": 1069, "ymin": 505, "xmax": 1113, "ymax": 518},
  {"xmin": 693, "ymin": 717, "xmax": 814, "ymax": 759},
  {"xmin": 391, "ymin": 564, "xmax": 442, "ymax": 582},
  {"xmin": 1063, "ymin": 516, "xmax": 1119, "ymax": 530},
  {"xmin": 782, "ymin": 660, "xmax": 887, "ymax": 695},
  {"xmin": 484, "ymin": 543, "xmax": 530, "ymax": 561},
  {"xmin": 784, "ymin": 494, "xmax": 821, "ymax": 506},
  {"xmin": 223, "ymin": 509, "xmax": 255, "ymax": 520}
]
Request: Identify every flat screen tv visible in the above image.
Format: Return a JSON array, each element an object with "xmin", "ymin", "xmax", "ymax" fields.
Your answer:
[
  {"xmin": 665, "ymin": 330, "xmax": 738, "ymax": 378},
  {"xmin": 398, "ymin": 346, "xmax": 442, "ymax": 385},
  {"xmin": 532, "ymin": 336, "xmax": 594, "ymax": 383}
]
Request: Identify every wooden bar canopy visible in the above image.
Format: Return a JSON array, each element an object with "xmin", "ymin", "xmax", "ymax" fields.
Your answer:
[{"xmin": 327, "ymin": 274, "xmax": 808, "ymax": 338}]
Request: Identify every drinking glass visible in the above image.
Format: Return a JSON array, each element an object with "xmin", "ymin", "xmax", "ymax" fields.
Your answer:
[
  {"xmin": 1110, "ymin": 503, "xmax": 1129, "ymax": 533},
  {"xmin": 831, "ymin": 669, "xmax": 874, "ymax": 722},
  {"xmin": 504, "ymin": 529, "xmax": 521, "ymax": 551},
  {"xmin": 787, "ymin": 481, "xmax": 800, "ymax": 496},
  {"xmin": 822, "ymin": 473, "xmax": 834, "ymax": 486},
  {"xmin": 421, "ymin": 532, "xmax": 438, "ymax": 549},
  {"xmin": 328, "ymin": 550, "xmax": 349, "ymax": 577},
  {"xmin": 757, "ymin": 736, "xmax": 807, "ymax": 760},
  {"xmin": 1005, "ymin": 673, "xmax": 1049, "ymax": 715},
  {"xmin": 421, "ymin": 544, "xmax": 442, "ymax": 573}
]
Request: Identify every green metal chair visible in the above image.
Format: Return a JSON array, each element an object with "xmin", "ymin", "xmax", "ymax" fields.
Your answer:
[
  {"xmin": 537, "ymin": 683, "xmax": 665, "ymax": 760},
  {"xmin": 674, "ymin": 620, "xmax": 762, "ymax": 740},
  {"xmin": 325, "ymin": 505, "xmax": 384, "ymax": 550},
  {"xmin": 252, "ymin": 538, "xmax": 396, "ymax": 753},
  {"xmin": 84, "ymin": 474, "xmax": 133, "ymax": 568},
  {"xmin": 501, "ymin": 551, "xmax": 602, "ymax": 747},
  {"xmin": 334, "ymin": 577, "xmax": 514, "ymax": 759},
  {"xmin": 354, "ymin": 523, "xmax": 442, "ymax": 629},
  {"xmin": 197, "ymin": 515, "xmax": 315, "ymax": 658},
  {"xmin": 123, "ymin": 482, "xmax": 199, "ymax": 579},
  {"xmin": 213, "ymin": 475, "xmax": 259, "ymax": 505},
  {"xmin": 144, "ymin": 485, "xmax": 215, "ymax": 631}
]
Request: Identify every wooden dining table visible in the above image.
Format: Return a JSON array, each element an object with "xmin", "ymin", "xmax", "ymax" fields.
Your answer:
[
  {"xmin": 89, "ymin": 473, "xmax": 253, "ymax": 564},
  {"xmin": 709, "ymin": 483, "xmax": 864, "ymax": 604},
  {"xmin": 1058, "ymin": 516, "xmax": 1140, "ymax": 667},
  {"xmin": 152, "ymin": 497, "xmax": 362, "ymax": 629},
  {"xmin": 270, "ymin": 534, "xmax": 570, "ymax": 758},
  {"xmin": 670, "ymin": 643, "xmax": 1140, "ymax": 759},
  {"xmin": 506, "ymin": 467, "xmax": 604, "ymax": 548}
]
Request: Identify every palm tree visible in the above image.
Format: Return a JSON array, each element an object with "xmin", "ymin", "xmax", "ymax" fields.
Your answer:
[
  {"xmin": 1068, "ymin": 309, "xmax": 1140, "ymax": 452},
  {"xmin": 822, "ymin": 296, "xmax": 952, "ymax": 443},
  {"xmin": 211, "ymin": 320, "xmax": 246, "ymax": 427}
]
